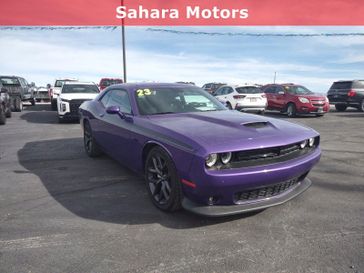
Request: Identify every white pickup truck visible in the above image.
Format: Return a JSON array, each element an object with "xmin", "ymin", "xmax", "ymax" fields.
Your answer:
[
  {"xmin": 50, "ymin": 78, "xmax": 78, "ymax": 110},
  {"xmin": 57, "ymin": 81, "xmax": 99, "ymax": 122}
]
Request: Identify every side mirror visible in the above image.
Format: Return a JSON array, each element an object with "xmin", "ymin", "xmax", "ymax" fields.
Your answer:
[
  {"xmin": 278, "ymin": 91, "xmax": 285, "ymax": 95},
  {"xmin": 106, "ymin": 105, "xmax": 126, "ymax": 119},
  {"xmin": 0, "ymin": 87, "xmax": 8, "ymax": 93}
]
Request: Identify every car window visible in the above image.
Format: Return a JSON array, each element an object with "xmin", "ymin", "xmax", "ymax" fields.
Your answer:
[
  {"xmin": 214, "ymin": 87, "xmax": 223, "ymax": 96},
  {"xmin": 62, "ymin": 84, "xmax": 99, "ymax": 94},
  {"xmin": 236, "ymin": 87, "xmax": 263, "ymax": 94},
  {"xmin": 107, "ymin": 89, "xmax": 132, "ymax": 114},
  {"xmin": 264, "ymin": 86, "xmax": 275, "ymax": 93},
  {"xmin": 226, "ymin": 87, "xmax": 234, "ymax": 94},
  {"xmin": 100, "ymin": 91, "xmax": 111, "ymax": 107},
  {"xmin": 331, "ymin": 81, "xmax": 352, "ymax": 89},
  {"xmin": 285, "ymin": 85, "xmax": 313, "ymax": 95}
]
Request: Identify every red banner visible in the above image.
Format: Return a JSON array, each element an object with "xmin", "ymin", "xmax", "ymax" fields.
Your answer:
[{"xmin": 0, "ymin": 0, "xmax": 363, "ymax": 26}]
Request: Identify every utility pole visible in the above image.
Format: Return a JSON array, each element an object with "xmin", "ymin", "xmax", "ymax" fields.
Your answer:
[
  {"xmin": 273, "ymin": 72, "xmax": 277, "ymax": 84},
  {"xmin": 121, "ymin": 0, "xmax": 127, "ymax": 83}
]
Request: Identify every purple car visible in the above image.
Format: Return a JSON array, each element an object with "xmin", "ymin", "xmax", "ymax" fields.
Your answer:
[{"xmin": 79, "ymin": 83, "xmax": 321, "ymax": 216}]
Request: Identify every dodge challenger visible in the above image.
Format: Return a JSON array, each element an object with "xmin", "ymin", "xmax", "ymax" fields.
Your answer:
[{"xmin": 79, "ymin": 83, "xmax": 321, "ymax": 216}]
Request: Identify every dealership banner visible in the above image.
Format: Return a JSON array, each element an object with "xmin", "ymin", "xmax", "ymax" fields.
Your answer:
[{"xmin": 0, "ymin": 0, "xmax": 363, "ymax": 26}]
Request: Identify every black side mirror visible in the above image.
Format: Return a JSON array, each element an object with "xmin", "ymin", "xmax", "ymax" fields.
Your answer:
[
  {"xmin": 106, "ymin": 105, "xmax": 126, "ymax": 119},
  {"xmin": 0, "ymin": 87, "xmax": 8, "ymax": 93}
]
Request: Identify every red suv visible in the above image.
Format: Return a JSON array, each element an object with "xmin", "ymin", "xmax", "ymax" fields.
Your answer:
[
  {"xmin": 262, "ymin": 83, "xmax": 330, "ymax": 117},
  {"xmin": 99, "ymin": 78, "xmax": 123, "ymax": 91}
]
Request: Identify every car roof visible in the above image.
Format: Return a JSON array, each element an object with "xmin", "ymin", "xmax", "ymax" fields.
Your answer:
[
  {"xmin": 63, "ymin": 81, "xmax": 96, "ymax": 85},
  {"xmin": 55, "ymin": 78, "xmax": 78, "ymax": 81},
  {"xmin": 109, "ymin": 82, "xmax": 200, "ymax": 90}
]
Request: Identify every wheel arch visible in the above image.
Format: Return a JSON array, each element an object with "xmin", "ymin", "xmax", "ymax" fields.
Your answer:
[{"xmin": 142, "ymin": 141, "xmax": 174, "ymax": 170}]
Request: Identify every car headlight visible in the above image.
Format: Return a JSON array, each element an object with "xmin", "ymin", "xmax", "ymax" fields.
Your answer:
[
  {"xmin": 205, "ymin": 153, "xmax": 218, "ymax": 167},
  {"xmin": 300, "ymin": 140, "xmax": 308, "ymax": 149},
  {"xmin": 220, "ymin": 152, "xmax": 232, "ymax": 164},
  {"xmin": 308, "ymin": 137, "xmax": 315, "ymax": 147},
  {"xmin": 298, "ymin": 97, "xmax": 310, "ymax": 103}
]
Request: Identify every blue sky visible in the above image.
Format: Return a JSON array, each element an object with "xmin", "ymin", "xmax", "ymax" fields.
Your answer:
[{"xmin": 0, "ymin": 26, "xmax": 363, "ymax": 93}]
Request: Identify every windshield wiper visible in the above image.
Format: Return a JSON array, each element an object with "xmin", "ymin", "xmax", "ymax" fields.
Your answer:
[{"xmin": 152, "ymin": 111, "xmax": 176, "ymax": 115}]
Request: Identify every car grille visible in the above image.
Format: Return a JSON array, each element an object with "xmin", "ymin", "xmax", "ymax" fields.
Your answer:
[
  {"xmin": 220, "ymin": 137, "xmax": 319, "ymax": 169},
  {"xmin": 233, "ymin": 174, "xmax": 306, "ymax": 204},
  {"xmin": 311, "ymin": 99, "xmax": 325, "ymax": 107},
  {"xmin": 69, "ymin": 99, "xmax": 90, "ymax": 116}
]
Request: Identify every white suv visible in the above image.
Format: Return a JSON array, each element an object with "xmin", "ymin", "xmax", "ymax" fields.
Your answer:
[
  {"xmin": 50, "ymin": 78, "xmax": 78, "ymax": 110},
  {"xmin": 57, "ymin": 82, "xmax": 99, "ymax": 122},
  {"xmin": 213, "ymin": 84, "xmax": 267, "ymax": 113}
]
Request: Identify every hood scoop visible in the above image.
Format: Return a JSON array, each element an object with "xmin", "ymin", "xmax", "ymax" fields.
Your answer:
[{"xmin": 241, "ymin": 121, "xmax": 269, "ymax": 129}]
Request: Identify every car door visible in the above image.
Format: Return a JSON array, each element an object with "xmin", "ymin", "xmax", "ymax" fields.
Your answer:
[
  {"xmin": 264, "ymin": 86, "xmax": 276, "ymax": 109},
  {"xmin": 96, "ymin": 88, "xmax": 135, "ymax": 166},
  {"xmin": 275, "ymin": 86, "xmax": 287, "ymax": 110}
]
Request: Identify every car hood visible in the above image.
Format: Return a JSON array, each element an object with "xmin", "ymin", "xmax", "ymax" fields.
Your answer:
[
  {"xmin": 144, "ymin": 110, "xmax": 318, "ymax": 155},
  {"xmin": 59, "ymin": 93, "xmax": 99, "ymax": 101}
]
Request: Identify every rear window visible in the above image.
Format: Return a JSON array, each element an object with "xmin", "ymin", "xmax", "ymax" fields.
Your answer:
[
  {"xmin": 0, "ymin": 77, "xmax": 20, "ymax": 86},
  {"xmin": 331, "ymin": 81, "xmax": 353, "ymax": 89},
  {"xmin": 62, "ymin": 84, "xmax": 99, "ymax": 94},
  {"xmin": 236, "ymin": 86, "xmax": 263, "ymax": 94},
  {"xmin": 352, "ymin": 81, "xmax": 364, "ymax": 89},
  {"xmin": 100, "ymin": 79, "xmax": 123, "ymax": 87}
]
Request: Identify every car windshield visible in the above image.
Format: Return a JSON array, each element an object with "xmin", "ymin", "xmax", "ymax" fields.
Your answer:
[
  {"xmin": 236, "ymin": 86, "xmax": 263, "ymax": 94},
  {"xmin": 0, "ymin": 77, "xmax": 20, "ymax": 86},
  {"xmin": 62, "ymin": 84, "xmax": 99, "ymax": 94},
  {"xmin": 285, "ymin": 85, "xmax": 313, "ymax": 95},
  {"xmin": 135, "ymin": 86, "xmax": 226, "ymax": 115},
  {"xmin": 101, "ymin": 79, "xmax": 123, "ymax": 87}
]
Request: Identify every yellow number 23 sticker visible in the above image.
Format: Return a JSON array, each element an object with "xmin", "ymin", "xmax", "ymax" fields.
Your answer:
[{"xmin": 137, "ymin": 88, "xmax": 152, "ymax": 97}]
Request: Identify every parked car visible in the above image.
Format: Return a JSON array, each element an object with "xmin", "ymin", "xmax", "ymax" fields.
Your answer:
[
  {"xmin": 213, "ymin": 84, "xmax": 267, "ymax": 113},
  {"xmin": 99, "ymin": 78, "xmax": 123, "ymax": 91},
  {"xmin": 79, "ymin": 83, "xmax": 321, "ymax": 216},
  {"xmin": 202, "ymin": 82, "xmax": 226, "ymax": 94},
  {"xmin": 327, "ymin": 80, "xmax": 364, "ymax": 112},
  {"xmin": 0, "ymin": 82, "xmax": 12, "ymax": 125},
  {"xmin": 176, "ymin": 81, "xmax": 195, "ymax": 85},
  {"xmin": 0, "ymin": 76, "xmax": 36, "ymax": 111},
  {"xmin": 50, "ymin": 78, "xmax": 78, "ymax": 110},
  {"xmin": 263, "ymin": 83, "xmax": 330, "ymax": 117},
  {"xmin": 34, "ymin": 87, "xmax": 50, "ymax": 102},
  {"xmin": 57, "ymin": 81, "xmax": 99, "ymax": 122}
]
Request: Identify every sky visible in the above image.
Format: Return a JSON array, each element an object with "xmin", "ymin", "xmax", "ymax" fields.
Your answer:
[{"xmin": 0, "ymin": 26, "xmax": 363, "ymax": 93}]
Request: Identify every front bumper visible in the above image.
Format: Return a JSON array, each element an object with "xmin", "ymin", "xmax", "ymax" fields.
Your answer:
[
  {"xmin": 297, "ymin": 104, "xmax": 329, "ymax": 114},
  {"xmin": 235, "ymin": 105, "xmax": 266, "ymax": 112},
  {"xmin": 182, "ymin": 177, "xmax": 311, "ymax": 216}
]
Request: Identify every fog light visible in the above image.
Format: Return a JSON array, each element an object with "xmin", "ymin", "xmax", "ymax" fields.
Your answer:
[
  {"xmin": 205, "ymin": 153, "xmax": 218, "ymax": 167},
  {"xmin": 308, "ymin": 137, "xmax": 315, "ymax": 147},
  {"xmin": 61, "ymin": 103, "xmax": 66, "ymax": 112},
  {"xmin": 300, "ymin": 140, "xmax": 307, "ymax": 149},
  {"xmin": 208, "ymin": 196, "xmax": 219, "ymax": 206},
  {"xmin": 221, "ymin": 152, "xmax": 232, "ymax": 164}
]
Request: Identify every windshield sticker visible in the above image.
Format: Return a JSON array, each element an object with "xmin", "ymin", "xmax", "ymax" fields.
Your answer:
[{"xmin": 137, "ymin": 88, "xmax": 152, "ymax": 97}]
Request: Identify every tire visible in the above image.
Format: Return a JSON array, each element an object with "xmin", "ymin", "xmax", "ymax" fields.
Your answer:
[
  {"xmin": 226, "ymin": 102, "xmax": 232, "ymax": 110},
  {"xmin": 31, "ymin": 99, "xmax": 36, "ymax": 106},
  {"xmin": 5, "ymin": 107, "xmax": 11, "ymax": 118},
  {"xmin": 259, "ymin": 110, "xmax": 265, "ymax": 115},
  {"xmin": 83, "ymin": 121, "xmax": 102, "ymax": 157},
  {"xmin": 51, "ymin": 99, "xmax": 57, "ymax": 111},
  {"xmin": 145, "ymin": 146, "xmax": 182, "ymax": 212},
  {"xmin": 335, "ymin": 104, "xmax": 347, "ymax": 112},
  {"xmin": 0, "ymin": 105, "xmax": 6, "ymax": 125},
  {"xmin": 286, "ymin": 103, "xmax": 297, "ymax": 118},
  {"xmin": 316, "ymin": 114, "xmax": 324, "ymax": 117},
  {"xmin": 14, "ymin": 97, "xmax": 23, "ymax": 112},
  {"xmin": 359, "ymin": 99, "xmax": 364, "ymax": 112}
]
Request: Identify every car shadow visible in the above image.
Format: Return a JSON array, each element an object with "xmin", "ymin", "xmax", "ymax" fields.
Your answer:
[
  {"xmin": 18, "ymin": 138, "xmax": 260, "ymax": 228},
  {"xmin": 20, "ymin": 104, "xmax": 79, "ymax": 124}
]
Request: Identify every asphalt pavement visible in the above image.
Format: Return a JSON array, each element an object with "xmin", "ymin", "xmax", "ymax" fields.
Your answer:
[{"xmin": 0, "ymin": 104, "xmax": 363, "ymax": 273}]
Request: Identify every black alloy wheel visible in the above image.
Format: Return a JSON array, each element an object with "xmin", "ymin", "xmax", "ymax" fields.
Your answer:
[
  {"xmin": 286, "ymin": 103, "xmax": 297, "ymax": 118},
  {"xmin": 145, "ymin": 147, "xmax": 182, "ymax": 212},
  {"xmin": 83, "ymin": 121, "xmax": 102, "ymax": 157}
]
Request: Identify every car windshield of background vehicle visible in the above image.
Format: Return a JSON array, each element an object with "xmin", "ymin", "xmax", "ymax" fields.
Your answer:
[
  {"xmin": 286, "ymin": 85, "xmax": 313, "ymax": 95},
  {"xmin": 135, "ymin": 87, "xmax": 225, "ymax": 115},
  {"xmin": 102, "ymin": 79, "xmax": 123, "ymax": 87},
  {"xmin": 55, "ymin": 80, "xmax": 65, "ymax": 87},
  {"xmin": 62, "ymin": 85, "xmax": 99, "ymax": 94},
  {"xmin": 236, "ymin": 86, "xmax": 263, "ymax": 94},
  {"xmin": 0, "ymin": 77, "xmax": 20, "ymax": 86}
]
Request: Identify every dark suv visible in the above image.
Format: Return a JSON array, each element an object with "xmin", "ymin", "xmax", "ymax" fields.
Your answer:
[
  {"xmin": 0, "ymin": 76, "xmax": 36, "ymax": 112},
  {"xmin": 327, "ymin": 80, "xmax": 364, "ymax": 112},
  {"xmin": 0, "ymin": 81, "xmax": 12, "ymax": 125}
]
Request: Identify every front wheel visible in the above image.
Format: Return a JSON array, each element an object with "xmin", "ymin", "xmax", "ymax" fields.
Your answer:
[
  {"xmin": 335, "ymin": 104, "xmax": 347, "ymax": 112},
  {"xmin": 145, "ymin": 146, "xmax": 182, "ymax": 212},
  {"xmin": 0, "ymin": 105, "xmax": 6, "ymax": 125},
  {"xmin": 14, "ymin": 97, "xmax": 23, "ymax": 112},
  {"xmin": 83, "ymin": 121, "xmax": 102, "ymax": 157},
  {"xmin": 286, "ymin": 103, "xmax": 297, "ymax": 118}
]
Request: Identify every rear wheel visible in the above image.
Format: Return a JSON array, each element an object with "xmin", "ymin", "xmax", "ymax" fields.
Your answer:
[
  {"xmin": 0, "ymin": 105, "xmax": 6, "ymax": 125},
  {"xmin": 335, "ymin": 104, "xmax": 347, "ymax": 112},
  {"xmin": 226, "ymin": 102, "xmax": 232, "ymax": 110},
  {"xmin": 83, "ymin": 121, "xmax": 102, "ymax": 157},
  {"xmin": 286, "ymin": 103, "xmax": 296, "ymax": 118},
  {"xmin": 5, "ymin": 107, "xmax": 11, "ymax": 118},
  {"xmin": 359, "ymin": 100, "xmax": 364, "ymax": 112},
  {"xmin": 145, "ymin": 146, "xmax": 182, "ymax": 212}
]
